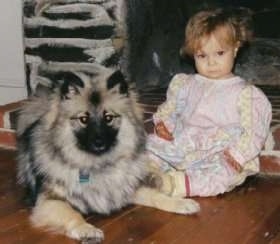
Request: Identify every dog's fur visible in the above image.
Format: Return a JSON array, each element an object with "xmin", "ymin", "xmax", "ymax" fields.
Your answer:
[{"xmin": 16, "ymin": 69, "xmax": 199, "ymax": 243}]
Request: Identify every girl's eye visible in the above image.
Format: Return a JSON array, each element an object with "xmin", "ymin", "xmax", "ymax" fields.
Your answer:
[
  {"xmin": 217, "ymin": 51, "xmax": 225, "ymax": 56},
  {"xmin": 196, "ymin": 54, "xmax": 206, "ymax": 59},
  {"xmin": 79, "ymin": 115, "xmax": 89, "ymax": 125},
  {"xmin": 104, "ymin": 114, "xmax": 114, "ymax": 123}
]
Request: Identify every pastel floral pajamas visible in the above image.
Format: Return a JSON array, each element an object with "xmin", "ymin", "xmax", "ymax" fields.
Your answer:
[{"xmin": 147, "ymin": 73, "xmax": 272, "ymax": 197}]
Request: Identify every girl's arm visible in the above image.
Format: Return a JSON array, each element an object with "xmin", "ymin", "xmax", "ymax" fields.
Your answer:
[
  {"xmin": 224, "ymin": 85, "xmax": 272, "ymax": 170},
  {"xmin": 153, "ymin": 73, "xmax": 190, "ymax": 135}
]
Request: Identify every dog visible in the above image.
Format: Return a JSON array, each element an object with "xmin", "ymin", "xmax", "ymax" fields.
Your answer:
[{"xmin": 16, "ymin": 69, "xmax": 200, "ymax": 243}]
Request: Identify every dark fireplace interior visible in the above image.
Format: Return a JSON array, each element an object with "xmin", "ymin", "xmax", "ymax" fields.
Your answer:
[{"xmin": 126, "ymin": 0, "xmax": 280, "ymax": 89}]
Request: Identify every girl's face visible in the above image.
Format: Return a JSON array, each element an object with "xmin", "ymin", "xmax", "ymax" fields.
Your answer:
[{"xmin": 194, "ymin": 33, "xmax": 238, "ymax": 80}]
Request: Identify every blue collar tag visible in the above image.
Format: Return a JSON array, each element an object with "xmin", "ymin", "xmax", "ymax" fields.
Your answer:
[{"xmin": 79, "ymin": 170, "xmax": 90, "ymax": 183}]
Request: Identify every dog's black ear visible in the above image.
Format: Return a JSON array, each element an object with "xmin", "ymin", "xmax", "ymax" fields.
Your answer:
[
  {"xmin": 106, "ymin": 70, "xmax": 128, "ymax": 95},
  {"xmin": 53, "ymin": 72, "xmax": 84, "ymax": 99},
  {"xmin": 38, "ymin": 71, "xmax": 85, "ymax": 99},
  {"xmin": 56, "ymin": 72, "xmax": 85, "ymax": 100}
]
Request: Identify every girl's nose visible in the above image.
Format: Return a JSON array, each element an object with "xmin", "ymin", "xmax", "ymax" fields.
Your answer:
[{"xmin": 207, "ymin": 56, "xmax": 216, "ymax": 66}]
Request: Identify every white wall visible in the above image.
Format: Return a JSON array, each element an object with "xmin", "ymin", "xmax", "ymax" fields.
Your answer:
[{"xmin": 0, "ymin": 0, "xmax": 27, "ymax": 105}]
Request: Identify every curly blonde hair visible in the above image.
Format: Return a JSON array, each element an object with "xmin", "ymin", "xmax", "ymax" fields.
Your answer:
[{"xmin": 182, "ymin": 7, "xmax": 253, "ymax": 57}]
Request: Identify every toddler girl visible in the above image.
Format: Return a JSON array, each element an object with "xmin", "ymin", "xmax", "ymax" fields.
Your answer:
[{"xmin": 147, "ymin": 8, "xmax": 272, "ymax": 197}]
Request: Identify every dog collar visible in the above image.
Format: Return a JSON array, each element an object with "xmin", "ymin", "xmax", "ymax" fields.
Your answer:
[{"xmin": 79, "ymin": 169, "xmax": 90, "ymax": 183}]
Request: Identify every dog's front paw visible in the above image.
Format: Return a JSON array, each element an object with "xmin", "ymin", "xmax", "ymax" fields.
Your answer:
[
  {"xmin": 174, "ymin": 198, "xmax": 200, "ymax": 215},
  {"xmin": 67, "ymin": 222, "xmax": 104, "ymax": 243}
]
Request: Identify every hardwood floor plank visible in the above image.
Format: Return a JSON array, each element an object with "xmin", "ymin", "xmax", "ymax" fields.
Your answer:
[
  {"xmin": 86, "ymin": 205, "xmax": 140, "ymax": 229},
  {"xmin": 101, "ymin": 206, "xmax": 178, "ymax": 243},
  {"xmin": 171, "ymin": 178, "xmax": 280, "ymax": 244},
  {"xmin": 140, "ymin": 195, "xmax": 240, "ymax": 244},
  {"xmin": 244, "ymin": 206, "xmax": 280, "ymax": 244}
]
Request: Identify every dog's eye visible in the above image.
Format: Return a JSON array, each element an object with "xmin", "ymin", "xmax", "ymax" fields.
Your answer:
[
  {"xmin": 104, "ymin": 114, "xmax": 114, "ymax": 123},
  {"xmin": 79, "ymin": 115, "xmax": 89, "ymax": 125}
]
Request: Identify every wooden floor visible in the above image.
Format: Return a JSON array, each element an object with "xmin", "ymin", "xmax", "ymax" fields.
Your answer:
[{"xmin": 0, "ymin": 148, "xmax": 280, "ymax": 244}]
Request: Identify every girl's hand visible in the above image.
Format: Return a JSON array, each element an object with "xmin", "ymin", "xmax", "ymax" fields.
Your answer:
[
  {"xmin": 223, "ymin": 150, "xmax": 242, "ymax": 172},
  {"xmin": 155, "ymin": 121, "xmax": 174, "ymax": 141}
]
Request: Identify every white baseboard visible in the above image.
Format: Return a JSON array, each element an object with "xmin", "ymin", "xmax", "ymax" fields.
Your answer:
[{"xmin": 0, "ymin": 86, "xmax": 27, "ymax": 105}]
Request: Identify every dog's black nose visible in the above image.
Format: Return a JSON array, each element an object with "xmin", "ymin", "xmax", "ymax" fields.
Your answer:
[{"xmin": 91, "ymin": 139, "xmax": 106, "ymax": 154}]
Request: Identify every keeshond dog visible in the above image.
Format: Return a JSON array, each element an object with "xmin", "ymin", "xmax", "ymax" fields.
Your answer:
[{"xmin": 16, "ymin": 69, "xmax": 199, "ymax": 243}]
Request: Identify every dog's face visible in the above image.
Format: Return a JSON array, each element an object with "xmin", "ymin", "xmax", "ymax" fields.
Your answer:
[
  {"xmin": 73, "ymin": 108, "xmax": 120, "ymax": 155},
  {"xmin": 52, "ymin": 70, "xmax": 130, "ymax": 156}
]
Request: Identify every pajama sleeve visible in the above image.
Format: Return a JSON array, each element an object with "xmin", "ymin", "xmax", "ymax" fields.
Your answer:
[
  {"xmin": 153, "ymin": 74, "xmax": 189, "ymax": 133},
  {"xmin": 226, "ymin": 85, "xmax": 272, "ymax": 167}
]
